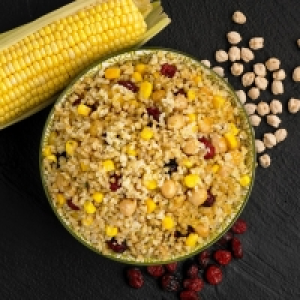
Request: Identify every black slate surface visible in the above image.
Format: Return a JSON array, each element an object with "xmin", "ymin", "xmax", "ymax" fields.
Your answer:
[{"xmin": 0, "ymin": 1, "xmax": 300, "ymax": 299}]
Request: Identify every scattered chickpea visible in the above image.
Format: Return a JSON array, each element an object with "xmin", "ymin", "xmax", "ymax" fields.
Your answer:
[
  {"xmin": 201, "ymin": 59, "xmax": 211, "ymax": 68},
  {"xmin": 188, "ymin": 189, "xmax": 208, "ymax": 207},
  {"xmin": 231, "ymin": 63, "xmax": 244, "ymax": 76},
  {"xmin": 215, "ymin": 50, "xmax": 228, "ymax": 63},
  {"xmin": 253, "ymin": 63, "xmax": 267, "ymax": 77},
  {"xmin": 248, "ymin": 87, "xmax": 260, "ymax": 100},
  {"xmin": 274, "ymin": 128, "xmax": 288, "ymax": 143},
  {"xmin": 266, "ymin": 115, "xmax": 281, "ymax": 128},
  {"xmin": 255, "ymin": 139, "xmax": 265, "ymax": 153},
  {"xmin": 210, "ymin": 133, "xmax": 228, "ymax": 153},
  {"xmin": 232, "ymin": 11, "xmax": 247, "ymax": 24},
  {"xmin": 255, "ymin": 77, "xmax": 268, "ymax": 90},
  {"xmin": 167, "ymin": 114, "xmax": 185, "ymax": 130},
  {"xmin": 288, "ymin": 98, "xmax": 300, "ymax": 114},
  {"xmin": 265, "ymin": 58, "xmax": 280, "ymax": 71},
  {"xmin": 235, "ymin": 90, "xmax": 247, "ymax": 104},
  {"xmin": 227, "ymin": 31, "xmax": 242, "ymax": 45},
  {"xmin": 242, "ymin": 72, "xmax": 255, "ymax": 87},
  {"xmin": 182, "ymin": 139, "xmax": 200, "ymax": 155},
  {"xmin": 228, "ymin": 46, "xmax": 241, "ymax": 61},
  {"xmin": 263, "ymin": 133, "xmax": 277, "ymax": 148},
  {"xmin": 270, "ymin": 99, "xmax": 283, "ymax": 114},
  {"xmin": 249, "ymin": 114, "xmax": 261, "ymax": 127},
  {"xmin": 161, "ymin": 180, "xmax": 177, "ymax": 199},
  {"xmin": 292, "ymin": 66, "xmax": 300, "ymax": 82},
  {"xmin": 257, "ymin": 102, "xmax": 270, "ymax": 116},
  {"xmin": 259, "ymin": 154, "xmax": 271, "ymax": 168},
  {"xmin": 212, "ymin": 66, "xmax": 225, "ymax": 77},
  {"xmin": 271, "ymin": 80, "xmax": 284, "ymax": 95},
  {"xmin": 244, "ymin": 103, "xmax": 257, "ymax": 115},
  {"xmin": 174, "ymin": 94, "xmax": 188, "ymax": 110},
  {"xmin": 119, "ymin": 199, "xmax": 137, "ymax": 216},
  {"xmin": 297, "ymin": 39, "xmax": 300, "ymax": 48},
  {"xmin": 249, "ymin": 37, "xmax": 264, "ymax": 50},
  {"xmin": 273, "ymin": 69, "xmax": 286, "ymax": 81},
  {"xmin": 241, "ymin": 47, "xmax": 254, "ymax": 63}
]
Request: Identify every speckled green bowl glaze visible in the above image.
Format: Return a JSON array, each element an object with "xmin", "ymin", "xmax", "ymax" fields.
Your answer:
[{"xmin": 40, "ymin": 48, "xmax": 256, "ymax": 266}]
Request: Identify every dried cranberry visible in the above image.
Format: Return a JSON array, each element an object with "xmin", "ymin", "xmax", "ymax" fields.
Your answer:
[
  {"xmin": 175, "ymin": 88, "xmax": 186, "ymax": 96},
  {"xmin": 110, "ymin": 174, "xmax": 121, "ymax": 191},
  {"xmin": 205, "ymin": 265, "xmax": 223, "ymax": 285},
  {"xmin": 186, "ymin": 264, "xmax": 199, "ymax": 279},
  {"xmin": 164, "ymin": 159, "xmax": 178, "ymax": 175},
  {"xmin": 160, "ymin": 274, "xmax": 180, "ymax": 291},
  {"xmin": 180, "ymin": 291, "xmax": 200, "ymax": 300},
  {"xmin": 147, "ymin": 265, "xmax": 165, "ymax": 277},
  {"xmin": 118, "ymin": 80, "xmax": 138, "ymax": 92},
  {"xmin": 231, "ymin": 237, "xmax": 243, "ymax": 259},
  {"xmin": 161, "ymin": 63, "xmax": 177, "ymax": 78},
  {"xmin": 67, "ymin": 199, "xmax": 80, "ymax": 210},
  {"xmin": 231, "ymin": 219, "xmax": 247, "ymax": 234},
  {"xmin": 202, "ymin": 190, "xmax": 216, "ymax": 207},
  {"xmin": 187, "ymin": 225, "xmax": 196, "ymax": 234},
  {"xmin": 198, "ymin": 250, "xmax": 210, "ymax": 268},
  {"xmin": 174, "ymin": 231, "xmax": 185, "ymax": 238},
  {"xmin": 183, "ymin": 278, "xmax": 204, "ymax": 292},
  {"xmin": 126, "ymin": 268, "xmax": 144, "ymax": 289},
  {"xmin": 146, "ymin": 107, "xmax": 161, "ymax": 122},
  {"xmin": 165, "ymin": 262, "xmax": 178, "ymax": 273},
  {"xmin": 217, "ymin": 231, "xmax": 234, "ymax": 246},
  {"xmin": 106, "ymin": 238, "xmax": 128, "ymax": 253},
  {"xmin": 199, "ymin": 137, "xmax": 215, "ymax": 159},
  {"xmin": 214, "ymin": 250, "xmax": 232, "ymax": 265},
  {"xmin": 72, "ymin": 99, "xmax": 81, "ymax": 106}
]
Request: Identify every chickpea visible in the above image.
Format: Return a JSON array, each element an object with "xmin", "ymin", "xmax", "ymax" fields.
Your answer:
[
  {"xmin": 167, "ymin": 114, "xmax": 185, "ymax": 130},
  {"xmin": 161, "ymin": 180, "xmax": 177, "ymax": 199},
  {"xmin": 182, "ymin": 139, "xmax": 200, "ymax": 155},
  {"xmin": 119, "ymin": 199, "xmax": 137, "ymax": 216},
  {"xmin": 218, "ymin": 165, "xmax": 233, "ymax": 177},
  {"xmin": 211, "ymin": 133, "xmax": 228, "ymax": 153},
  {"xmin": 188, "ymin": 189, "xmax": 208, "ymax": 207},
  {"xmin": 90, "ymin": 120, "xmax": 103, "ymax": 137},
  {"xmin": 174, "ymin": 94, "xmax": 188, "ymax": 110},
  {"xmin": 152, "ymin": 89, "xmax": 166, "ymax": 102},
  {"xmin": 198, "ymin": 118, "xmax": 212, "ymax": 133},
  {"xmin": 232, "ymin": 11, "xmax": 246, "ymax": 24}
]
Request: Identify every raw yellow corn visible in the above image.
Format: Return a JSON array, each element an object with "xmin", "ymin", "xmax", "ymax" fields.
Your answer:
[
  {"xmin": 162, "ymin": 216, "xmax": 175, "ymax": 230},
  {"xmin": 48, "ymin": 131, "xmax": 57, "ymax": 145},
  {"xmin": 77, "ymin": 104, "xmax": 91, "ymax": 116},
  {"xmin": 187, "ymin": 113, "xmax": 196, "ymax": 122},
  {"xmin": 146, "ymin": 198, "xmax": 157, "ymax": 213},
  {"xmin": 132, "ymin": 71, "xmax": 143, "ymax": 82},
  {"xmin": 126, "ymin": 145, "xmax": 137, "ymax": 156},
  {"xmin": 46, "ymin": 155, "xmax": 57, "ymax": 163},
  {"xmin": 140, "ymin": 127, "xmax": 154, "ymax": 140},
  {"xmin": 187, "ymin": 90, "xmax": 196, "ymax": 101},
  {"xmin": 42, "ymin": 146, "xmax": 52, "ymax": 157},
  {"xmin": 239, "ymin": 175, "xmax": 250, "ymax": 187},
  {"xmin": 135, "ymin": 63, "xmax": 146, "ymax": 73},
  {"xmin": 185, "ymin": 233, "xmax": 198, "ymax": 247},
  {"xmin": 144, "ymin": 179, "xmax": 157, "ymax": 190},
  {"xmin": 182, "ymin": 159, "xmax": 194, "ymax": 168},
  {"xmin": 105, "ymin": 68, "xmax": 121, "ymax": 79},
  {"xmin": 105, "ymin": 226, "xmax": 118, "ymax": 237},
  {"xmin": 224, "ymin": 132, "xmax": 238, "ymax": 150},
  {"xmin": 139, "ymin": 81, "xmax": 153, "ymax": 99},
  {"xmin": 92, "ymin": 192, "xmax": 104, "ymax": 203},
  {"xmin": 103, "ymin": 159, "xmax": 115, "ymax": 171},
  {"xmin": 80, "ymin": 162, "xmax": 89, "ymax": 172},
  {"xmin": 65, "ymin": 140, "xmax": 78, "ymax": 156},
  {"xmin": 212, "ymin": 95, "xmax": 226, "ymax": 108},
  {"xmin": 184, "ymin": 174, "xmax": 200, "ymax": 188},
  {"xmin": 0, "ymin": 0, "xmax": 171, "ymax": 129},
  {"xmin": 212, "ymin": 164, "xmax": 220, "ymax": 173},
  {"xmin": 82, "ymin": 216, "xmax": 94, "ymax": 227},
  {"xmin": 84, "ymin": 201, "xmax": 96, "ymax": 214},
  {"xmin": 229, "ymin": 123, "xmax": 240, "ymax": 135},
  {"xmin": 193, "ymin": 75, "xmax": 202, "ymax": 84},
  {"xmin": 56, "ymin": 194, "xmax": 66, "ymax": 207}
]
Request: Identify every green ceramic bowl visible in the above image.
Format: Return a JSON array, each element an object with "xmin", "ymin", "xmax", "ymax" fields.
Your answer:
[{"xmin": 40, "ymin": 48, "xmax": 256, "ymax": 265}]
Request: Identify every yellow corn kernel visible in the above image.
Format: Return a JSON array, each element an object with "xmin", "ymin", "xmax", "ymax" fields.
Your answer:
[
  {"xmin": 103, "ymin": 160, "xmax": 115, "ymax": 171},
  {"xmin": 77, "ymin": 104, "xmax": 91, "ymax": 116},
  {"xmin": 132, "ymin": 71, "xmax": 142, "ymax": 82},
  {"xmin": 82, "ymin": 216, "xmax": 94, "ymax": 227},
  {"xmin": 92, "ymin": 192, "xmax": 104, "ymax": 203},
  {"xmin": 140, "ymin": 127, "xmax": 154, "ymax": 140},
  {"xmin": 144, "ymin": 180, "xmax": 157, "ymax": 190},
  {"xmin": 229, "ymin": 123, "xmax": 240, "ymax": 135},
  {"xmin": 48, "ymin": 131, "xmax": 57, "ymax": 145},
  {"xmin": 126, "ymin": 145, "xmax": 137, "ymax": 156},
  {"xmin": 212, "ymin": 164, "xmax": 220, "ymax": 173},
  {"xmin": 153, "ymin": 71, "xmax": 160, "ymax": 79},
  {"xmin": 135, "ymin": 63, "xmax": 146, "ymax": 73},
  {"xmin": 240, "ymin": 175, "xmax": 251, "ymax": 187},
  {"xmin": 162, "ymin": 216, "xmax": 175, "ymax": 230},
  {"xmin": 182, "ymin": 159, "xmax": 194, "ymax": 168},
  {"xmin": 192, "ymin": 125, "xmax": 198, "ymax": 133},
  {"xmin": 224, "ymin": 132, "xmax": 238, "ymax": 150},
  {"xmin": 193, "ymin": 75, "xmax": 202, "ymax": 84},
  {"xmin": 46, "ymin": 155, "xmax": 57, "ymax": 163},
  {"xmin": 146, "ymin": 198, "xmax": 157, "ymax": 213},
  {"xmin": 129, "ymin": 99, "xmax": 139, "ymax": 107},
  {"xmin": 80, "ymin": 162, "xmax": 89, "ymax": 171},
  {"xmin": 187, "ymin": 90, "xmax": 196, "ymax": 101},
  {"xmin": 56, "ymin": 194, "xmax": 66, "ymax": 207},
  {"xmin": 184, "ymin": 174, "xmax": 200, "ymax": 188},
  {"xmin": 198, "ymin": 117, "xmax": 212, "ymax": 133},
  {"xmin": 42, "ymin": 146, "xmax": 52, "ymax": 157},
  {"xmin": 185, "ymin": 233, "xmax": 199, "ymax": 247},
  {"xmin": 212, "ymin": 95, "xmax": 225, "ymax": 109},
  {"xmin": 139, "ymin": 81, "xmax": 153, "ymax": 100},
  {"xmin": 65, "ymin": 140, "xmax": 78, "ymax": 156},
  {"xmin": 105, "ymin": 226, "xmax": 118, "ymax": 237},
  {"xmin": 187, "ymin": 113, "xmax": 196, "ymax": 122},
  {"xmin": 84, "ymin": 201, "xmax": 96, "ymax": 214},
  {"xmin": 104, "ymin": 68, "xmax": 121, "ymax": 79}
]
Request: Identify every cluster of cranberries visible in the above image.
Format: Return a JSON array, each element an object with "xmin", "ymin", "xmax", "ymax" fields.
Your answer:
[{"xmin": 125, "ymin": 218, "xmax": 247, "ymax": 300}]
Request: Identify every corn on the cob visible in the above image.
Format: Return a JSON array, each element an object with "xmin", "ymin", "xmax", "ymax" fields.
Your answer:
[{"xmin": 0, "ymin": 0, "xmax": 170, "ymax": 129}]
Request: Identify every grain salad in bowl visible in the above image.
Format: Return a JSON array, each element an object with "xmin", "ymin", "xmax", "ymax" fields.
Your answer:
[{"xmin": 40, "ymin": 49, "xmax": 255, "ymax": 264}]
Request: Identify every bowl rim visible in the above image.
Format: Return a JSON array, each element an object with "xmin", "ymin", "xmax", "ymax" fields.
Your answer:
[{"xmin": 39, "ymin": 47, "xmax": 256, "ymax": 265}]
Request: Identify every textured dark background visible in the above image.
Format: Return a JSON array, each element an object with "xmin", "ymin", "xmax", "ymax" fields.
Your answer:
[{"xmin": 0, "ymin": 0, "xmax": 300, "ymax": 299}]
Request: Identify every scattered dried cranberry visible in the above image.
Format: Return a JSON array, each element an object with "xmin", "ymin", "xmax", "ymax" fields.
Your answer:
[
  {"xmin": 174, "ymin": 231, "xmax": 185, "ymax": 238},
  {"xmin": 72, "ymin": 99, "xmax": 81, "ymax": 106},
  {"xmin": 147, "ymin": 265, "xmax": 165, "ymax": 277},
  {"xmin": 198, "ymin": 250, "xmax": 210, "ymax": 268},
  {"xmin": 202, "ymin": 190, "xmax": 216, "ymax": 207},
  {"xmin": 126, "ymin": 268, "xmax": 144, "ymax": 289},
  {"xmin": 146, "ymin": 107, "xmax": 161, "ymax": 122},
  {"xmin": 161, "ymin": 63, "xmax": 177, "ymax": 78},
  {"xmin": 164, "ymin": 159, "xmax": 178, "ymax": 175},
  {"xmin": 198, "ymin": 137, "xmax": 215, "ymax": 159},
  {"xmin": 110, "ymin": 174, "xmax": 121, "ymax": 191},
  {"xmin": 183, "ymin": 278, "xmax": 204, "ymax": 292},
  {"xmin": 231, "ymin": 219, "xmax": 247, "ymax": 234},
  {"xmin": 214, "ymin": 250, "xmax": 232, "ymax": 265},
  {"xmin": 217, "ymin": 231, "xmax": 234, "ymax": 246},
  {"xmin": 106, "ymin": 238, "xmax": 128, "ymax": 253},
  {"xmin": 160, "ymin": 274, "xmax": 180, "ymax": 292},
  {"xmin": 180, "ymin": 291, "xmax": 200, "ymax": 300},
  {"xmin": 231, "ymin": 237, "xmax": 243, "ymax": 259},
  {"xmin": 205, "ymin": 265, "xmax": 223, "ymax": 285},
  {"xmin": 165, "ymin": 262, "xmax": 178, "ymax": 273},
  {"xmin": 186, "ymin": 264, "xmax": 199, "ymax": 279},
  {"xmin": 118, "ymin": 80, "xmax": 138, "ymax": 92},
  {"xmin": 67, "ymin": 199, "xmax": 80, "ymax": 210},
  {"xmin": 174, "ymin": 88, "xmax": 186, "ymax": 96}
]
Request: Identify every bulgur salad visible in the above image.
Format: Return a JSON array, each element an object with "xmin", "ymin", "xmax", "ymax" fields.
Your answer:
[{"xmin": 41, "ymin": 49, "xmax": 255, "ymax": 263}]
